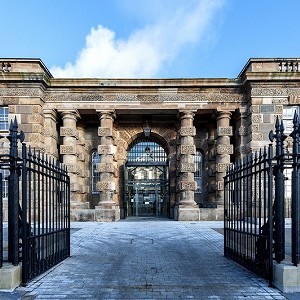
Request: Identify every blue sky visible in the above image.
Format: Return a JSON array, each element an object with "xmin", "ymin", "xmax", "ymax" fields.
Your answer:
[{"xmin": 1, "ymin": 0, "xmax": 300, "ymax": 78}]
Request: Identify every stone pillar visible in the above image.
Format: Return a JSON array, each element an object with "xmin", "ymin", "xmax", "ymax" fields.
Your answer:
[
  {"xmin": 76, "ymin": 125, "xmax": 88, "ymax": 202},
  {"xmin": 235, "ymin": 108, "xmax": 248, "ymax": 160},
  {"xmin": 95, "ymin": 110, "xmax": 120, "ymax": 221},
  {"xmin": 175, "ymin": 110, "xmax": 200, "ymax": 221},
  {"xmin": 43, "ymin": 109, "xmax": 58, "ymax": 158},
  {"xmin": 216, "ymin": 110, "xmax": 233, "ymax": 205},
  {"xmin": 207, "ymin": 124, "xmax": 217, "ymax": 206},
  {"xmin": 59, "ymin": 110, "xmax": 88, "ymax": 209}
]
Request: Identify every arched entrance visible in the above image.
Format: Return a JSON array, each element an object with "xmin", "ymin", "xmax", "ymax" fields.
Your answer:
[{"xmin": 124, "ymin": 137, "xmax": 169, "ymax": 218}]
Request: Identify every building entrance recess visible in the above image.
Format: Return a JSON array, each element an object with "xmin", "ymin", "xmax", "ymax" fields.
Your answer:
[{"xmin": 124, "ymin": 138, "xmax": 169, "ymax": 218}]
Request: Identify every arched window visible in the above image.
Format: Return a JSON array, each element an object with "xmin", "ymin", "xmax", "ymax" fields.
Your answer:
[
  {"xmin": 91, "ymin": 151, "xmax": 100, "ymax": 194},
  {"xmin": 127, "ymin": 137, "xmax": 167, "ymax": 164},
  {"xmin": 195, "ymin": 150, "xmax": 203, "ymax": 193}
]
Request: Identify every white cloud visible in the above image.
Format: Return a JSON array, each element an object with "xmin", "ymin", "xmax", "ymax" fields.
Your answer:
[{"xmin": 50, "ymin": 0, "xmax": 224, "ymax": 78}]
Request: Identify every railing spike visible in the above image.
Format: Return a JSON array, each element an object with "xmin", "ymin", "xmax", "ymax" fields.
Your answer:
[
  {"xmin": 293, "ymin": 110, "xmax": 299, "ymax": 124},
  {"xmin": 275, "ymin": 115, "xmax": 280, "ymax": 129}
]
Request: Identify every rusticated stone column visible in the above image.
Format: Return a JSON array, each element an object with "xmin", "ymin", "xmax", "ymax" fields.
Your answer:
[
  {"xmin": 207, "ymin": 124, "xmax": 217, "ymax": 206},
  {"xmin": 59, "ymin": 110, "xmax": 88, "ymax": 209},
  {"xmin": 44, "ymin": 109, "xmax": 58, "ymax": 158},
  {"xmin": 175, "ymin": 110, "xmax": 200, "ymax": 221},
  {"xmin": 234, "ymin": 108, "xmax": 248, "ymax": 160},
  {"xmin": 95, "ymin": 110, "xmax": 120, "ymax": 221},
  {"xmin": 216, "ymin": 110, "xmax": 233, "ymax": 205}
]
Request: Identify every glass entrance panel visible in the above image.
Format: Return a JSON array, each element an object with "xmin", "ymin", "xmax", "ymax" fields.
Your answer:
[{"xmin": 125, "ymin": 138, "xmax": 169, "ymax": 218}]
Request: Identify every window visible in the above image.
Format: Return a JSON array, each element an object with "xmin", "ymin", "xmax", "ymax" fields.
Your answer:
[
  {"xmin": 282, "ymin": 105, "xmax": 300, "ymax": 134},
  {"xmin": 0, "ymin": 169, "xmax": 9, "ymax": 198},
  {"xmin": 91, "ymin": 151, "xmax": 100, "ymax": 194},
  {"xmin": 0, "ymin": 107, "xmax": 8, "ymax": 131},
  {"xmin": 195, "ymin": 150, "xmax": 203, "ymax": 193},
  {"xmin": 282, "ymin": 105, "xmax": 299, "ymax": 217}
]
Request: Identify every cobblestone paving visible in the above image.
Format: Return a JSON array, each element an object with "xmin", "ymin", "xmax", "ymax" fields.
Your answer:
[{"xmin": 0, "ymin": 219, "xmax": 291, "ymax": 299}]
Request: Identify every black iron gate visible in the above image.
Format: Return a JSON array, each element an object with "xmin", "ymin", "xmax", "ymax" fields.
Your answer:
[
  {"xmin": 0, "ymin": 118, "xmax": 70, "ymax": 285},
  {"xmin": 224, "ymin": 114, "xmax": 300, "ymax": 286}
]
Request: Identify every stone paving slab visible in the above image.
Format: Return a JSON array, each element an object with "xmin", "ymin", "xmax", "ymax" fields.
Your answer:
[{"xmin": 0, "ymin": 219, "xmax": 297, "ymax": 299}]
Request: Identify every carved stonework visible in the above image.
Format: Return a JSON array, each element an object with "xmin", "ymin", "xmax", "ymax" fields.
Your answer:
[
  {"xmin": 238, "ymin": 126, "xmax": 247, "ymax": 136},
  {"xmin": 217, "ymin": 126, "xmax": 233, "ymax": 136},
  {"xmin": 60, "ymin": 145, "xmax": 77, "ymax": 155},
  {"xmin": 2, "ymin": 97, "xmax": 19, "ymax": 105},
  {"xmin": 217, "ymin": 145, "xmax": 233, "ymax": 155},
  {"xmin": 180, "ymin": 163, "xmax": 196, "ymax": 173},
  {"xmin": 217, "ymin": 163, "xmax": 231, "ymax": 173},
  {"xmin": 65, "ymin": 164, "xmax": 78, "ymax": 174},
  {"xmin": 251, "ymin": 124, "xmax": 260, "ymax": 132},
  {"xmin": 8, "ymin": 105, "xmax": 16, "ymax": 113},
  {"xmin": 44, "ymin": 92, "xmax": 245, "ymax": 103},
  {"xmin": 217, "ymin": 181, "xmax": 224, "ymax": 191},
  {"xmin": 138, "ymin": 95, "xmax": 160, "ymax": 102},
  {"xmin": 29, "ymin": 133, "xmax": 44, "ymax": 143},
  {"xmin": 96, "ymin": 181, "xmax": 116, "ymax": 191},
  {"xmin": 251, "ymin": 88, "xmax": 300, "ymax": 97},
  {"xmin": 289, "ymin": 95, "xmax": 299, "ymax": 104},
  {"xmin": 180, "ymin": 145, "xmax": 196, "ymax": 155},
  {"xmin": 180, "ymin": 127, "xmax": 196, "ymax": 136},
  {"xmin": 98, "ymin": 145, "xmax": 116, "ymax": 155},
  {"xmin": 275, "ymin": 105, "xmax": 283, "ymax": 113},
  {"xmin": 32, "ymin": 124, "xmax": 43, "ymax": 134},
  {"xmin": 0, "ymin": 88, "xmax": 42, "ymax": 97},
  {"xmin": 28, "ymin": 114, "xmax": 44, "ymax": 125},
  {"xmin": 251, "ymin": 133, "xmax": 263, "ymax": 141},
  {"xmin": 251, "ymin": 105, "xmax": 260, "ymax": 113},
  {"xmin": 251, "ymin": 114, "xmax": 262, "ymax": 123},
  {"xmin": 60, "ymin": 127, "xmax": 79, "ymax": 139},
  {"xmin": 178, "ymin": 181, "xmax": 197, "ymax": 191},
  {"xmin": 98, "ymin": 127, "xmax": 113, "ymax": 137},
  {"xmin": 97, "ymin": 163, "xmax": 115, "ymax": 173},
  {"xmin": 273, "ymin": 97, "xmax": 289, "ymax": 104}
]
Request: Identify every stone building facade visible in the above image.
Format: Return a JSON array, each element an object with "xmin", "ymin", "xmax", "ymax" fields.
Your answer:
[{"xmin": 0, "ymin": 58, "xmax": 299, "ymax": 221}]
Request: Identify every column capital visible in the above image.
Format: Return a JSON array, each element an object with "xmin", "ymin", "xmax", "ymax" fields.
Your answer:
[
  {"xmin": 43, "ymin": 109, "xmax": 58, "ymax": 122},
  {"xmin": 96, "ymin": 110, "xmax": 116, "ymax": 120},
  {"xmin": 178, "ymin": 110, "xmax": 195, "ymax": 121},
  {"xmin": 58, "ymin": 109, "xmax": 81, "ymax": 121},
  {"xmin": 216, "ymin": 110, "xmax": 232, "ymax": 121}
]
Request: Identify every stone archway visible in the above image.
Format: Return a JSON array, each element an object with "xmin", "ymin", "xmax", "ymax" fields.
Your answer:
[
  {"xmin": 124, "ymin": 136, "xmax": 169, "ymax": 218},
  {"xmin": 116, "ymin": 123, "xmax": 177, "ymax": 219}
]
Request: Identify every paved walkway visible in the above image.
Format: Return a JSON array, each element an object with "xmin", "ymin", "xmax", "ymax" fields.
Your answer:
[{"xmin": 0, "ymin": 218, "xmax": 295, "ymax": 299}]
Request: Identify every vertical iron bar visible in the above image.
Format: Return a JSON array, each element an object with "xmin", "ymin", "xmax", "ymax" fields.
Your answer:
[
  {"xmin": 0, "ymin": 173, "xmax": 3, "ymax": 269},
  {"xmin": 21, "ymin": 143, "xmax": 28, "ymax": 285},
  {"xmin": 7, "ymin": 118, "xmax": 20, "ymax": 266},
  {"xmin": 270, "ymin": 117, "xmax": 286, "ymax": 263},
  {"xmin": 291, "ymin": 111, "xmax": 300, "ymax": 266},
  {"xmin": 268, "ymin": 144, "xmax": 274, "ymax": 286}
]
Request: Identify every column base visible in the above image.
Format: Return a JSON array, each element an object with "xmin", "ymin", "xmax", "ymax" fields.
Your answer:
[
  {"xmin": 70, "ymin": 201, "xmax": 90, "ymax": 210},
  {"xmin": 174, "ymin": 205, "xmax": 200, "ymax": 221},
  {"xmin": 70, "ymin": 209, "xmax": 95, "ymax": 221},
  {"xmin": 0, "ymin": 263, "xmax": 21, "ymax": 290},
  {"xmin": 95, "ymin": 205, "xmax": 120, "ymax": 222}
]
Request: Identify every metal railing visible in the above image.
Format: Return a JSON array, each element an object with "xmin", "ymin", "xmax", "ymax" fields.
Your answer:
[
  {"xmin": 0, "ymin": 118, "xmax": 70, "ymax": 285},
  {"xmin": 224, "ymin": 112, "xmax": 300, "ymax": 286}
]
